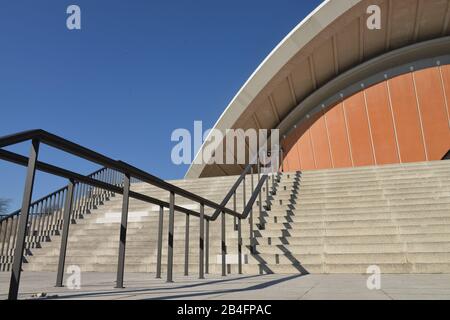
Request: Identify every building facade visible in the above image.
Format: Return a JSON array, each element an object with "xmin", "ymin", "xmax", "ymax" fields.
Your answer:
[{"xmin": 186, "ymin": 0, "xmax": 450, "ymax": 178}]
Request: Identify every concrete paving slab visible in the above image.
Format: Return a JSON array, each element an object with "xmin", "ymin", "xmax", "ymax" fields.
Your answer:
[{"xmin": 1, "ymin": 272, "xmax": 450, "ymax": 300}]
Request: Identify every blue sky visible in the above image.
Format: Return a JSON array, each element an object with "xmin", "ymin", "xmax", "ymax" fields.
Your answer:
[{"xmin": 0, "ymin": 0, "xmax": 322, "ymax": 210}]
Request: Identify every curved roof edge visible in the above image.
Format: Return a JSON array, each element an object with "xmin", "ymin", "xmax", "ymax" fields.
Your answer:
[{"xmin": 186, "ymin": 0, "xmax": 362, "ymax": 179}]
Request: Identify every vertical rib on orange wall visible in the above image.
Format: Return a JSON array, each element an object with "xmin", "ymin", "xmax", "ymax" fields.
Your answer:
[
  {"xmin": 281, "ymin": 66, "xmax": 450, "ymax": 172},
  {"xmin": 388, "ymin": 73, "xmax": 427, "ymax": 162},
  {"xmin": 440, "ymin": 65, "xmax": 450, "ymax": 125},
  {"xmin": 414, "ymin": 67, "xmax": 450, "ymax": 160},
  {"xmin": 282, "ymin": 130, "xmax": 297, "ymax": 172},
  {"xmin": 310, "ymin": 113, "xmax": 333, "ymax": 169},
  {"xmin": 325, "ymin": 103, "xmax": 353, "ymax": 168},
  {"xmin": 365, "ymin": 82, "xmax": 400, "ymax": 165},
  {"xmin": 298, "ymin": 130, "xmax": 316, "ymax": 170},
  {"xmin": 343, "ymin": 92, "xmax": 375, "ymax": 166}
]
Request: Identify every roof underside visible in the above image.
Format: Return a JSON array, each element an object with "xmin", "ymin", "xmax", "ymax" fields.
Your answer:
[{"xmin": 186, "ymin": 0, "xmax": 450, "ymax": 178}]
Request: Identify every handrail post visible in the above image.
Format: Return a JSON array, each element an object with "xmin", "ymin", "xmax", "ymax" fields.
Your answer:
[
  {"xmin": 199, "ymin": 203, "xmax": 205, "ymax": 279},
  {"xmin": 233, "ymin": 187, "xmax": 243, "ymax": 273},
  {"xmin": 55, "ymin": 179, "xmax": 75, "ymax": 287},
  {"xmin": 115, "ymin": 173, "xmax": 130, "ymax": 289},
  {"xmin": 265, "ymin": 178, "xmax": 270, "ymax": 211},
  {"xmin": 184, "ymin": 213, "xmax": 190, "ymax": 276},
  {"xmin": 233, "ymin": 193, "xmax": 237, "ymax": 231},
  {"xmin": 0, "ymin": 219, "xmax": 8, "ymax": 262},
  {"xmin": 243, "ymin": 175, "xmax": 246, "ymax": 209},
  {"xmin": 10, "ymin": 216, "xmax": 18, "ymax": 262},
  {"xmin": 221, "ymin": 211, "xmax": 226, "ymax": 276},
  {"xmin": 8, "ymin": 139, "xmax": 40, "ymax": 300},
  {"xmin": 258, "ymin": 158, "xmax": 263, "ymax": 231},
  {"xmin": 238, "ymin": 217, "xmax": 242, "ymax": 274},
  {"xmin": 4, "ymin": 218, "xmax": 14, "ymax": 268},
  {"xmin": 156, "ymin": 205, "xmax": 164, "ymax": 279},
  {"xmin": 250, "ymin": 166, "xmax": 255, "ymax": 252},
  {"xmin": 280, "ymin": 148, "xmax": 284, "ymax": 173},
  {"xmin": 272, "ymin": 172, "xmax": 275, "ymax": 194},
  {"xmin": 167, "ymin": 191, "xmax": 175, "ymax": 283},
  {"xmin": 205, "ymin": 219, "xmax": 209, "ymax": 274}
]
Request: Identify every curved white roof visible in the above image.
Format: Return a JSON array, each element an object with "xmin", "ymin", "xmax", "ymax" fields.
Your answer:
[{"xmin": 186, "ymin": 0, "xmax": 450, "ymax": 178}]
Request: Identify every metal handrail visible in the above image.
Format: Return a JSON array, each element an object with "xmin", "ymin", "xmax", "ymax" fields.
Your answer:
[
  {"xmin": 0, "ymin": 167, "xmax": 107, "ymax": 223},
  {"xmin": 0, "ymin": 129, "xmax": 275, "ymax": 300},
  {"xmin": 0, "ymin": 149, "xmax": 209, "ymax": 219},
  {"xmin": 210, "ymin": 161, "xmax": 254, "ymax": 220},
  {"xmin": 0, "ymin": 130, "xmax": 241, "ymax": 217}
]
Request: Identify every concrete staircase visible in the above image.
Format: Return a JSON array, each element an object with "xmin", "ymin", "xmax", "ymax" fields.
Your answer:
[{"xmin": 19, "ymin": 160, "xmax": 450, "ymax": 275}]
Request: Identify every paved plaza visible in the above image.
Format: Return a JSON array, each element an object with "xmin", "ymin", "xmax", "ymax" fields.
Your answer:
[{"xmin": 1, "ymin": 272, "xmax": 450, "ymax": 300}]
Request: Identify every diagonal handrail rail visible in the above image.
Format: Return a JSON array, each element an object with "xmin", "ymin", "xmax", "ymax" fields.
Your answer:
[
  {"xmin": 0, "ymin": 129, "xmax": 276, "ymax": 300},
  {"xmin": 0, "ymin": 130, "xmax": 241, "ymax": 217},
  {"xmin": 0, "ymin": 167, "xmax": 107, "ymax": 223},
  {"xmin": 210, "ymin": 162, "xmax": 254, "ymax": 220},
  {"xmin": 0, "ymin": 149, "xmax": 212, "ymax": 219}
]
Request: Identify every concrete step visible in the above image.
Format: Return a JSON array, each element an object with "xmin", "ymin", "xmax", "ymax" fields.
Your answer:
[
  {"xmin": 247, "ymin": 252, "xmax": 450, "ymax": 264},
  {"xmin": 274, "ymin": 191, "xmax": 450, "ymax": 203},
  {"xmin": 271, "ymin": 210, "xmax": 450, "ymax": 223},
  {"xmin": 267, "ymin": 203, "xmax": 450, "ymax": 216},
  {"xmin": 257, "ymin": 225, "xmax": 450, "ymax": 238},
  {"xmin": 256, "ymin": 242, "xmax": 450, "ymax": 254},
  {"xmin": 270, "ymin": 199, "xmax": 450, "ymax": 211},
  {"xmin": 263, "ymin": 217, "xmax": 450, "ymax": 229},
  {"xmin": 297, "ymin": 168, "xmax": 450, "ymax": 181},
  {"xmin": 257, "ymin": 233, "xmax": 450, "ymax": 245},
  {"xmin": 296, "ymin": 178, "xmax": 450, "ymax": 190},
  {"xmin": 290, "ymin": 185, "xmax": 450, "ymax": 196},
  {"xmin": 291, "ymin": 160, "xmax": 450, "ymax": 176},
  {"xmin": 294, "ymin": 180, "xmax": 450, "ymax": 193}
]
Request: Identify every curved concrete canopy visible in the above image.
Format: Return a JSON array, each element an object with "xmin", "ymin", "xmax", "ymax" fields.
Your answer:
[{"xmin": 186, "ymin": 0, "xmax": 450, "ymax": 178}]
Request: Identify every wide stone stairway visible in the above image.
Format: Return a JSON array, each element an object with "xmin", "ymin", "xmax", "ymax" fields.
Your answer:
[{"xmin": 4, "ymin": 160, "xmax": 450, "ymax": 275}]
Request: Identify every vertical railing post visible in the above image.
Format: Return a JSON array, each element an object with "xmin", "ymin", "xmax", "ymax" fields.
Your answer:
[
  {"xmin": 280, "ymin": 148, "xmax": 284, "ymax": 173},
  {"xmin": 233, "ymin": 188, "xmax": 242, "ymax": 273},
  {"xmin": 8, "ymin": 139, "xmax": 40, "ymax": 300},
  {"xmin": 167, "ymin": 191, "xmax": 175, "ymax": 282},
  {"xmin": 221, "ymin": 211, "xmax": 226, "ymax": 276},
  {"xmin": 205, "ymin": 219, "xmax": 209, "ymax": 274},
  {"xmin": 115, "ymin": 173, "xmax": 130, "ymax": 289},
  {"xmin": 28, "ymin": 205, "xmax": 38, "ymax": 247},
  {"xmin": 57, "ymin": 190, "xmax": 65, "ymax": 229},
  {"xmin": 10, "ymin": 216, "xmax": 19, "ymax": 262},
  {"xmin": 0, "ymin": 219, "xmax": 8, "ymax": 263},
  {"xmin": 156, "ymin": 205, "xmax": 164, "ymax": 279},
  {"xmin": 243, "ymin": 176, "xmax": 246, "ymax": 209},
  {"xmin": 233, "ymin": 192, "xmax": 237, "ymax": 231},
  {"xmin": 250, "ymin": 166, "xmax": 255, "ymax": 251},
  {"xmin": 55, "ymin": 179, "xmax": 75, "ymax": 287},
  {"xmin": 272, "ymin": 172, "xmax": 275, "ymax": 194},
  {"xmin": 4, "ymin": 218, "xmax": 13, "ymax": 268},
  {"xmin": 184, "ymin": 213, "xmax": 190, "ymax": 276},
  {"xmin": 199, "ymin": 204, "xmax": 205, "ymax": 279},
  {"xmin": 258, "ymin": 157, "xmax": 263, "ymax": 231},
  {"xmin": 238, "ymin": 217, "xmax": 242, "ymax": 274},
  {"xmin": 47, "ymin": 195, "xmax": 57, "ymax": 236}
]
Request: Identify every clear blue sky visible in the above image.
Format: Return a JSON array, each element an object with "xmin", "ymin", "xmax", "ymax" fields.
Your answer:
[{"xmin": 0, "ymin": 0, "xmax": 321, "ymax": 210}]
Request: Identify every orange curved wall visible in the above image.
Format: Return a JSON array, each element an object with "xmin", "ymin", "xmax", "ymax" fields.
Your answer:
[{"xmin": 282, "ymin": 65, "xmax": 450, "ymax": 171}]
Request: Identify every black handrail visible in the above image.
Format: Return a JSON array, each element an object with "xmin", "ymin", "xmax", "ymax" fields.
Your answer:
[
  {"xmin": 0, "ymin": 130, "xmax": 240, "ymax": 217},
  {"xmin": 0, "ymin": 167, "xmax": 107, "ymax": 223},
  {"xmin": 210, "ymin": 161, "xmax": 253, "ymax": 220},
  {"xmin": 0, "ymin": 129, "xmax": 275, "ymax": 300},
  {"xmin": 0, "ymin": 149, "xmax": 208, "ymax": 219}
]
